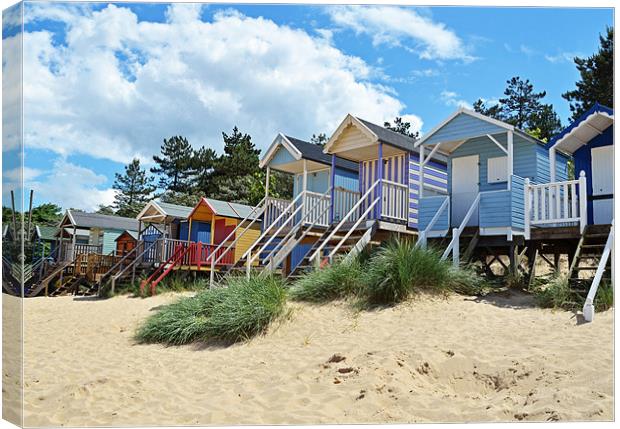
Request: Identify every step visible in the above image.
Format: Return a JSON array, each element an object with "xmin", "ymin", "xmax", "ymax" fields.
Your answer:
[{"xmin": 574, "ymin": 266, "xmax": 608, "ymax": 271}]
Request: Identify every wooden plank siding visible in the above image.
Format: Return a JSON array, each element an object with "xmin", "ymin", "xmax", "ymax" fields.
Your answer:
[
  {"xmin": 234, "ymin": 221, "xmax": 261, "ymax": 263},
  {"xmin": 417, "ymin": 196, "xmax": 450, "ymax": 232},
  {"xmin": 408, "ymin": 154, "xmax": 448, "ymax": 229},
  {"xmin": 423, "ymin": 113, "xmax": 506, "ymax": 146}
]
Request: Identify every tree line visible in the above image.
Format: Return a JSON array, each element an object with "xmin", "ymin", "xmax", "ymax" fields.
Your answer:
[{"xmin": 3, "ymin": 26, "xmax": 612, "ymax": 223}]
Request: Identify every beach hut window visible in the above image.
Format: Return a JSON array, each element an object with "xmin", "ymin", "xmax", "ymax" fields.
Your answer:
[{"xmin": 487, "ymin": 156, "xmax": 508, "ymax": 183}]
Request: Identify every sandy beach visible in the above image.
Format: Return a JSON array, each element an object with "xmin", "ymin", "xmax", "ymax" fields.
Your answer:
[{"xmin": 11, "ymin": 290, "xmax": 614, "ymax": 426}]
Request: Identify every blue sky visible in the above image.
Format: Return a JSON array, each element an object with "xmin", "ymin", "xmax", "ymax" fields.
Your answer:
[{"xmin": 2, "ymin": 2, "xmax": 613, "ymax": 211}]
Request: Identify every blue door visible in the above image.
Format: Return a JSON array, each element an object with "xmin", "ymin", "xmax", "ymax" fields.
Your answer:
[{"xmin": 191, "ymin": 221, "xmax": 211, "ymax": 243}]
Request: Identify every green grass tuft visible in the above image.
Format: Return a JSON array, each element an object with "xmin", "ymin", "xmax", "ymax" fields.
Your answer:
[
  {"xmin": 135, "ymin": 274, "xmax": 287, "ymax": 345},
  {"xmin": 533, "ymin": 275, "xmax": 580, "ymax": 310},
  {"xmin": 594, "ymin": 280, "xmax": 614, "ymax": 311},
  {"xmin": 289, "ymin": 257, "xmax": 364, "ymax": 303}
]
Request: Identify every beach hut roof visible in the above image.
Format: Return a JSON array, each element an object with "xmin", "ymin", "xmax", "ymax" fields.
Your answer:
[
  {"xmin": 547, "ymin": 103, "xmax": 613, "ymax": 154},
  {"xmin": 35, "ymin": 225, "xmax": 58, "ymax": 241},
  {"xmin": 260, "ymin": 133, "xmax": 358, "ymax": 172},
  {"xmin": 114, "ymin": 230, "xmax": 139, "ymax": 241},
  {"xmin": 61, "ymin": 210, "xmax": 139, "ymax": 232},
  {"xmin": 136, "ymin": 200, "xmax": 193, "ymax": 223},
  {"xmin": 188, "ymin": 198, "xmax": 261, "ymax": 221}
]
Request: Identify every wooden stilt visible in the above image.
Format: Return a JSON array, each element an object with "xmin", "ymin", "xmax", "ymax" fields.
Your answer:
[{"xmin": 527, "ymin": 247, "xmax": 539, "ymax": 290}]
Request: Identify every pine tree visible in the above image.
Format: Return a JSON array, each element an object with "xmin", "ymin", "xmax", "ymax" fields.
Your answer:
[
  {"xmin": 384, "ymin": 117, "xmax": 419, "ymax": 139},
  {"xmin": 192, "ymin": 146, "xmax": 218, "ymax": 196},
  {"xmin": 113, "ymin": 158, "xmax": 156, "ymax": 217},
  {"xmin": 473, "ymin": 99, "xmax": 504, "ymax": 119},
  {"xmin": 310, "ymin": 133, "xmax": 328, "ymax": 147},
  {"xmin": 499, "ymin": 77, "xmax": 547, "ymax": 129},
  {"xmin": 528, "ymin": 104, "xmax": 562, "ymax": 142},
  {"xmin": 217, "ymin": 127, "xmax": 261, "ymax": 178},
  {"xmin": 562, "ymin": 27, "xmax": 613, "ymax": 120},
  {"xmin": 151, "ymin": 136, "xmax": 196, "ymax": 194}
]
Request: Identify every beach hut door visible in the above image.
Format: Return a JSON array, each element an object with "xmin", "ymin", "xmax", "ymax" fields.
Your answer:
[
  {"xmin": 591, "ymin": 146, "xmax": 613, "ymax": 224},
  {"xmin": 451, "ymin": 155, "xmax": 479, "ymax": 227}
]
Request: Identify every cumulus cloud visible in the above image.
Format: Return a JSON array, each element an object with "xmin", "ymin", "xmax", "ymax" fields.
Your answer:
[
  {"xmin": 440, "ymin": 90, "xmax": 472, "ymax": 110},
  {"xmin": 326, "ymin": 5, "xmax": 475, "ymax": 62},
  {"xmin": 24, "ymin": 159, "xmax": 116, "ymax": 211},
  {"xmin": 21, "ymin": 3, "xmax": 416, "ymax": 167}
]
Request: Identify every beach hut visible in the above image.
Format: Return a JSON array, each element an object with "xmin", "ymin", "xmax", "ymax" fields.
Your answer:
[
  {"xmin": 548, "ymin": 103, "xmax": 613, "ymax": 225},
  {"xmin": 32, "ymin": 225, "xmax": 59, "ymax": 259},
  {"xmin": 114, "ymin": 230, "xmax": 138, "ymax": 256},
  {"xmin": 136, "ymin": 201, "xmax": 193, "ymax": 240},
  {"xmin": 57, "ymin": 210, "xmax": 139, "ymax": 261}
]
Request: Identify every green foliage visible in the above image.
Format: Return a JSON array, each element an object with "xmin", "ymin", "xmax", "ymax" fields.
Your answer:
[
  {"xmin": 384, "ymin": 117, "xmax": 419, "ymax": 139},
  {"xmin": 562, "ymin": 26, "xmax": 613, "ymax": 120},
  {"xmin": 595, "ymin": 281, "xmax": 614, "ymax": 311},
  {"xmin": 310, "ymin": 133, "xmax": 328, "ymax": 147},
  {"xmin": 289, "ymin": 257, "xmax": 364, "ymax": 303},
  {"xmin": 135, "ymin": 274, "xmax": 287, "ymax": 345},
  {"xmin": 533, "ymin": 276, "xmax": 580, "ymax": 310},
  {"xmin": 113, "ymin": 158, "xmax": 156, "ymax": 218},
  {"xmin": 151, "ymin": 136, "xmax": 196, "ymax": 194},
  {"xmin": 473, "ymin": 77, "xmax": 562, "ymax": 141}
]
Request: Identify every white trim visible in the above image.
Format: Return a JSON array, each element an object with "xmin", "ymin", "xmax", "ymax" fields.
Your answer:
[
  {"xmin": 415, "ymin": 108, "xmax": 514, "ymax": 148},
  {"xmin": 486, "ymin": 134, "xmax": 508, "ymax": 154},
  {"xmin": 323, "ymin": 114, "xmax": 378, "ymax": 154},
  {"xmin": 507, "ymin": 130, "xmax": 513, "ymax": 190},
  {"xmin": 137, "ymin": 200, "xmax": 167, "ymax": 221},
  {"xmin": 479, "ymin": 227, "xmax": 512, "ymax": 236},
  {"xmin": 259, "ymin": 133, "xmax": 303, "ymax": 168},
  {"xmin": 549, "ymin": 147, "xmax": 556, "ymax": 183},
  {"xmin": 550, "ymin": 111, "xmax": 614, "ymax": 154},
  {"xmin": 421, "ymin": 142, "xmax": 442, "ymax": 166}
]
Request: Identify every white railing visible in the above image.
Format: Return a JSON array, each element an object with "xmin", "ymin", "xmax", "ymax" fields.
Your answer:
[
  {"xmin": 209, "ymin": 196, "xmax": 266, "ymax": 287},
  {"xmin": 381, "ymin": 179, "xmax": 408, "ymax": 221},
  {"xmin": 583, "ymin": 220, "xmax": 613, "ymax": 322},
  {"xmin": 263, "ymin": 188, "xmax": 332, "ymax": 272},
  {"xmin": 241, "ymin": 192, "xmax": 305, "ymax": 276},
  {"xmin": 311, "ymin": 180, "xmax": 381, "ymax": 266},
  {"xmin": 417, "ymin": 196, "xmax": 450, "ymax": 249},
  {"xmin": 303, "ymin": 191, "xmax": 330, "ymax": 227},
  {"xmin": 264, "ymin": 196, "xmax": 294, "ymax": 227},
  {"xmin": 333, "ymin": 187, "xmax": 360, "ymax": 222},
  {"xmin": 442, "ymin": 193, "xmax": 481, "ymax": 267},
  {"xmin": 525, "ymin": 171, "xmax": 587, "ymax": 234}
]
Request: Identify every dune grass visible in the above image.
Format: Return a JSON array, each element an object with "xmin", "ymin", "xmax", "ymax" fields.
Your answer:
[
  {"xmin": 290, "ymin": 237, "xmax": 484, "ymax": 307},
  {"xmin": 288, "ymin": 257, "xmax": 364, "ymax": 303},
  {"xmin": 135, "ymin": 274, "xmax": 287, "ymax": 345},
  {"xmin": 534, "ymin": 275, "xmax": 614, "ymax": 313}
]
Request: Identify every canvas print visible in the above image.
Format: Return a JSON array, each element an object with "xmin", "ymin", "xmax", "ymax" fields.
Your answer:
[{"xmin": 2, "ymin": 1, "xmax": 614, "ymax": 426}]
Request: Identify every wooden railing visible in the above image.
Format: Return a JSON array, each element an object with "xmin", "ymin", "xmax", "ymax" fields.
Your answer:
[
  {"xmin": 303, "ymin": 191, "xmax": 330, "ymax": 227},
  {"xmin": 264, "ymin": 197, "xmax": 293, "ymax": 227},
  {"xmin": 525, "ymin": 171, "xmax": 587, "ymax": 233},
  {"xmin": 74, "ymin": 253, "xmax": 122, "ymax": 282},
  {"xmin": 442, "ymin": 193, "xmax": 481, "ymax": 267},
  {"xmin": 583, "ymin": 220, "xmax": 613, "ymax": 322},
  {"xmin": 61, "ymin": 243, "xmax": 103, "ymax": 261},
  {"xmin": 333, "ymin": 187, "xmax": 360, "ymax": 222},
  {"xmin": 381, "ymin": 179, "xmax": 408, "ymax": 221},
  {"xmin": 417, "ymin": 195, "xmax": 450, "ymax": 249}
]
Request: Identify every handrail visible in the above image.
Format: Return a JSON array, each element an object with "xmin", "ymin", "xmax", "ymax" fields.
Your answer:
[
  {"xmin": 417, "ymin": 195, "xmax": 450, "ymax": 249},
  {"xmin": 583, "ymin": 220, "xmax": 613, "ymax": 322},
  {"xmin": 246, "ymin": 202, "xmax": 304, "ymax": 275},
  {"xmin": 241, "ymin": 192, "xmax": 304, "ymax": 262},
  {"xmin": 310, "ymin": 180, "xmax": 381, "ymax": 265},
  {"xmin": 325, "ymin": 196, "xmax": 379, "ymax": 264},
  {"xmin": 107, "ymin": 239, "xmax": 162, "ymax": 295},
  {"xmin": 209, "ymin": 196, "xmax": 266, "ymax": 286},
  {"xmin": 263, "ymin": 187, "xmax": 332, "ymax": 265},
  {"xmin": 441, "ymin": 193, "xmax": 481, "ymax": 265}
]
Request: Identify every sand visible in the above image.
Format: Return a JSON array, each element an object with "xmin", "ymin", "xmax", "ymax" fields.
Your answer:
[{"xmin": 12, "ymin": 290, "xmax": 614, "ymax": 426}]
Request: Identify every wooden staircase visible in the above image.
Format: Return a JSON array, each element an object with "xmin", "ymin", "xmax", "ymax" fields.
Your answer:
[
  {"xmin": 288, "ymin": 220, "xmax": 378, "ymax": 281},
  {"xmin": 568, "ymin": 224, "xmax": 612, "ymax": 297}
]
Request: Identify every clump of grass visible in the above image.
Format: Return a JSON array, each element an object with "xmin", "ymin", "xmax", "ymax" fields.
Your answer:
[
  {"xmin": 135, "ymin": 274, "xmax": 287, "ymax": 345},
  {"xmin": 361, "ymin": 238, "xmax": 452, "ymax": 305},
  {"xmin": 447, "ymin": 265, "xmax": 487, "ymax": 296},
  {"xmin": 533, "ymin": 275, "xmax": 580, "ymax": 310},
  {"xmin": 289, "ymin": 257, "xmax": 364, "ymax": 303},
  {"xmin": 594, "ymin": 280, "xmax": 614, "ymax": 311}
]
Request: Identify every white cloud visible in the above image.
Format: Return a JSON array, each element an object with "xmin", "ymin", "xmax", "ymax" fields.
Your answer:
[
  {"xmin": 399, "ymin": 114, "xmax": 424, "ymax": 136},
  {"xmin": 545, "ymin": 52, "xmax": 581, "ymax": 63},
  {"xmin": 21, "ymin": 3, "xmax": 415, "ymax": 168},
  {"xmin": 440, "ymin": 90, "xmax": 472, "ymax": 110},
  {"xmin": 326, "ymin": 5, "xmax": 474, "ymax": 62},
  {"xmin": 24, "ymin": 159, "xmax": 115, "ymax": 211},
  {"xmin": 519, "ymin": 44, "xmax": 536, "ymax": 56}
]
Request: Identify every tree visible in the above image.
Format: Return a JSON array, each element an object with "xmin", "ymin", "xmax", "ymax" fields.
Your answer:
[
  {"xmin": 192, "ymin": 146, "xmax": 218, "ymax": 196},
  {"xmin": 310, "ymin": 133, "xmax": 328, "ymax": 147},
  {"xmin": 217, "ymin": 126, "xmax": 261, "ymax": 178},
  {"xmin": 151, "ymin": 136, "xmax": 196, "ymax": 194},
  {"xmin": 473, "ymin": 99, "xmax": 504, "ymax": 119},
  {"xmin": 113, "ymin": 158, "xmax": 156, "ymax": 217},
  {"xmin": 384, "ymin": 117, "xmax": 419, "ymax": 139},
  {"xmin": 528, "ymin": 104, "xmax": 562, "ymax": 142},
  {"xmin": 499, "ymin": 77, "xmax": 547, "ymax": 129},
  {"xmin": 96, "ymin": 205, "xmax": 116, "ymax": 216},
  {"xmin": 562, "ymin": 27, "xmax": 613, "ymax": 120},
  {"xmin": 29, "ymin": 203, "xmax": 62, "ymax": 226}
]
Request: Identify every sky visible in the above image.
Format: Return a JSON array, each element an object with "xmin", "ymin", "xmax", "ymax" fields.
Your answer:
[{"xmin": 1, "ymin": 1, "xmax": 614, "ymax": 211}]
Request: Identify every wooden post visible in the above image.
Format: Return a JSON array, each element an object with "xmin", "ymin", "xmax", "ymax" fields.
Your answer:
[
  {"xmin": 329, "ymin": 154, "xmax": 336, "ymax": 224},
  {"xmin": 452, "ymin": 227, "xmax": 459, "ymax": 267},
  {"xmin": 302, "ymin": 159, "xmax": 308, "ymax": 221},
  {"xmin": 419, "ymin": 146, "xmax": 425, "ymax": 200},
  {"xmin": 509, "ymin": 243, "xmax": 517, "ymax": 276},
  {"xmin": 507, "ymin": 130, "xmax": 514, "ymax": 190},
  {"xmin": 553, "ymin": 252, "xmax": 560, "ymax": 275},
  {"xmin": 72, "ymin": 226, "xmax": 77, "ymax": 260},
  {"xmin": 377, "ymin": 142, "xmax": 383, "ymax": 219},
  {"xmin": 187, "ymin": 219, "xmax": 193, "ymax": 244},
  {"xmin": 524, "ymin": 178, "xmax": 531, "ymax": 240},
  {"xmin": 578, "ymin": 170, "xmax": 587, "ymax": 232},
  {"xmin": 549, "ymin": 147, "xmax": 556, "ymax": 183},
  {"xmin": 265, "ymin": 166, "xmax": 270, "ymax": 199}
]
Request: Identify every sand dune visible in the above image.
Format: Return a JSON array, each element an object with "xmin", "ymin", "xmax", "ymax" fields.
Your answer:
[{"xmin": 15, "ymin": 290, "xmax": 613, "ymax": 426}]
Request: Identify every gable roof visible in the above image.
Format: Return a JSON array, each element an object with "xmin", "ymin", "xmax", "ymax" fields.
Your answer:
[
  {"xmin": 548, "ymin": 103, "xmax": 613, "ymax": 154},
  {"xmin": 188, "ymin": 198, "xmax": 261, "ymax": 221},
  {"xmin": 115, "ymin": 230, "xmax": 139, "ymax": 241},
  {"xmin": 260, "ymin": 133, "xmax": 358, "ymax": 172},
  {"xmin": 35, "ymin": 225, "xmax": 58, "ymax": 241},
  {"xmin": 136, "ymin": 200, "xmax": 193, "ymax": 222},
  {"xmin": 63, "ymin": 210, "xmax": 139, "ymax": 232},
  {"xmin": 355, "ymin": 117, "xmax": 418, "ymax": 153}
]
